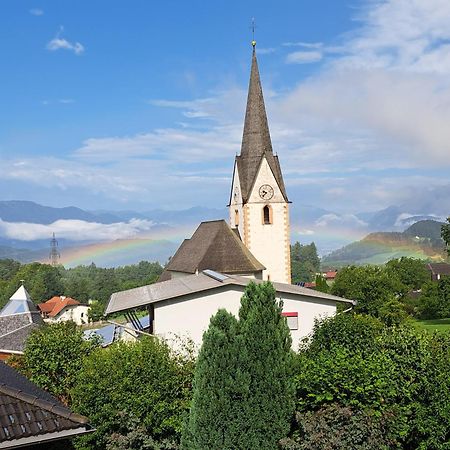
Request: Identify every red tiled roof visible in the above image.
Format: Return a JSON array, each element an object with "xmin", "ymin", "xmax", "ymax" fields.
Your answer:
[
  {"xmin": 324, "ymin": 271, "xmax": 338, "ymax": 279},
  {"xmin": 38, "ymin": 297, "xmax": 81, "ymax": 318}
]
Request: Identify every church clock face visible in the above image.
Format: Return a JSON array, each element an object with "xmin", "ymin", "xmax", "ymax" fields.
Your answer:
[{"xmin": 259, "ymin": 184, "xmax": 274, "ymax": 200}]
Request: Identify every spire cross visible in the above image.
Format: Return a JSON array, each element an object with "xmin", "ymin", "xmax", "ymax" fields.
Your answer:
[{"xmin": 250, "ymin": 18, "xmax": 257, "ymax": 47}]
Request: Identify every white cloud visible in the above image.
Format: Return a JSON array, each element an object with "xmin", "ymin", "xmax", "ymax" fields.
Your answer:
[
  {"xmin": 315, "ymin": 214, "xmax": 368, "ymax": 229},
  {"xmin": 29, "ymin": 8, "xmax": 43, "ymax": 16},
  {"xmin": 282, "ymin": 42, "xmax": 323, "ymax": 49},
  {"xmin": 286, "ymin": 51, "xmax": 323, "ymax": 64},
  {"xmin": 0, "ymin": 218, "xmax": 156, "ymax": 242},
  {"xmin": 257, "ymin": 47, "xmax": 276, "ymax": 55},
  {"xmin": 47, "ymin": 27, "xmax": 84, "ymax": 55}
]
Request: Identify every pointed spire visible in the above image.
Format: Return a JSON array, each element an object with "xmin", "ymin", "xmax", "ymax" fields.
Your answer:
[{"xmin": 240, "ymin": 45, "xmax": 273, "ymax": 158}]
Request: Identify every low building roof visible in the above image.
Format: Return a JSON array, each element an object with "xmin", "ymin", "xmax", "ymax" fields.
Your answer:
[
  {"xmin": 107, "ymin": 270, "xmax": 355, "ymax": 315},
  {"xmin": 0, "ymin": 362, "xmax": 92, "ymax": 448},
  {"xmin": 427, "ymin": 263, "xmax": 450, "ymax": 277},
  {"xmin": 0, "ymin": 286, "xmax": 43, "ymax": 355},
  {"xmin": 38, "ymin": 296, "xmax": 82, "ymax": 318},
  {"xmin": 160, "ymin": 220, "xmax": 265, "ymax": 281}
]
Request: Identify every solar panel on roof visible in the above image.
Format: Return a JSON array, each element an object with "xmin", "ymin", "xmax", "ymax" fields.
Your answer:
[{"xmin": 202, "ymin": 270, "xmax": 229, "ymax": 282}]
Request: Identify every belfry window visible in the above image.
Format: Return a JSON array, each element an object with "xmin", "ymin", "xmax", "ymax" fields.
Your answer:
[{"xmin": 263, "ymin": 205, "xmax": 272, "ymax": 225}]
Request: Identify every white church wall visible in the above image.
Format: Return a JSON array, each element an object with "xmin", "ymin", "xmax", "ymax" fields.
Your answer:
[{"xmin": 244, "ymin": 157, "xmax": 291, "ymax": 284}]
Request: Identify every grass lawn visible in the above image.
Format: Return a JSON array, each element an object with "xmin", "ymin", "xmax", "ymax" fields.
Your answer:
[{"xmin": 414, "ymin": 318, "xmax": 450, "ymax": 333}]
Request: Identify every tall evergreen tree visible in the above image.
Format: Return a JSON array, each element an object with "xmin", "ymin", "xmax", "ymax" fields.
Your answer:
[
  {"xmin": 184, "ymin": 282, "xmax": 295, "ymax": 449},
  {"xmin": 238, "ymin": 282, "xmax": 295, "ymax": 449},
  {"xmin": 182, "ymin": 309, "xmax": 243, "ymax": 449}
]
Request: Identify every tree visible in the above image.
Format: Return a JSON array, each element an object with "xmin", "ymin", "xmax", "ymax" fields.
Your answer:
[
  {"xmin": 385, "ymin": 257, "xmax": 429, "ymax": 291},
  {"xmin": 182, "ymin": 310, "xmax": 243, "ymax": 449},
  {"xmin": 442, "ymin": 217, "xmax": 450, "ymax": 256},
  {"xmin": 291, "ymin": 314, "xmax": 450, "ymax": 449},
  {"xmin": 291, "ymin": 242, "xmax": 320, "ymax": 283},
  {"xmin": 72, "ymin": 337, "xmax": 194, "ymax": 450},
  {"xmin": 184, "ymin": 282, "xmax": 295, "ymax": 449},
  {"xmin": 331, "ymin": 265, "xmax": 406, "ymax": 322},
  {"xmin": 418, "ymin": 277, "xmax": 450, "ymax": 319},
  {"xmin": 23, "ymin": 322, "xmax": 99, "ymax": 404}
]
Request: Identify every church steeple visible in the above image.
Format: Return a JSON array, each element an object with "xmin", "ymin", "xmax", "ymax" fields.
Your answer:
[
  {"xmin": 235, "ymin": 45, "xmax": 288, "ymax": 204},
  {"xmin": 240, "ymin": 45, "xmax": 273, "ymax": 159},
  {"xmin": 228, "ymin": 41, "xmax": 291, "ymax": 284}
]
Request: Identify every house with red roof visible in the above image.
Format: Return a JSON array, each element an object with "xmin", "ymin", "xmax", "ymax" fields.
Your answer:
[{"xmin": 38, "ymin": 296, "xmax": 90, "ymax": 326}]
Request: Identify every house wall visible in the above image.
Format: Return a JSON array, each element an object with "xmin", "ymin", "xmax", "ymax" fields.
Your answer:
[
  {"xmin": 153, "ymin": 286, "xmax": 336, "ymax": 351},
  {"xmin": 48, "ymin": 305, "xmax": 90, "ymax": 326}
]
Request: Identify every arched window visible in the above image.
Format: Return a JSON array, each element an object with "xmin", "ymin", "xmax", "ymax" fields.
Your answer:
[
  {"xmin": 263, "ymin": 205, "xmax": 272, "ymax": 225},
  {"xmin": 235, "ymin": 209, "xmax": 239, "ymax": 226}
]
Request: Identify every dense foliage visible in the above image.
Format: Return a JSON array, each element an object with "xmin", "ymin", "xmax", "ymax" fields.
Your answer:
[
  {"xmin": 443, "ymin": 217, "xmax": 450, "ymax": 256},
  {"xmin": 291, "ymin": 242, "xmax": 320, "ymax": 283},
  {"xmin": 0, "ymin": 259, "xmax": 163, "ymax": 315},
  {"xmin": 288, "ymin": 314, "xmax": 450, "ymax": 449},
  {"xmin": 23, "ymin": 322, "xmax": 99, "ymax": 404},
  {"xmin": 184, "ymin": 282, "xmax": 295, "ymax": 449},
  {"xmin": 72, "ymin": 337, "xmax": 195, "ymax": 450}
]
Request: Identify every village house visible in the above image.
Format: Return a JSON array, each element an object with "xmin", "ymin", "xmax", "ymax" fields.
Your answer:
[{"xmin": 38, "ymin": 296, "xmax": 90, "ymax": 326}]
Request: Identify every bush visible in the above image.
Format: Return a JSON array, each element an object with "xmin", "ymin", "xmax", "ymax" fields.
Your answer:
[
  {"xmin": 72, "ymin": 337, "xmax": 194, "ymax": 450},
  {"xmin": 23, "ymin": 322, "xmax": 98, "ymax": 404}
]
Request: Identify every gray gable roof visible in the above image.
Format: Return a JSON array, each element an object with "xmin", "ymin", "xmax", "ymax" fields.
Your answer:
[
  {"xmin": 162, "ymin": 220, "xmax": 265, "ymax": 278},
  {"xmin": 107, "ymin": 270, "xmax": 355, "ymax": 315},
  {"xmin": 235, "ymin": 47, "xmax": 288, "ymax": 204}
]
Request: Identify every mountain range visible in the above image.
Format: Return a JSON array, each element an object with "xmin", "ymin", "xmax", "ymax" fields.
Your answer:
[
  {"xmin": 0, "ymin": 200, "xmax": 446, "ymax": 267},
  {"xmin": 322, "ymin": 220, "xmax": 447, "ymax": 268}
]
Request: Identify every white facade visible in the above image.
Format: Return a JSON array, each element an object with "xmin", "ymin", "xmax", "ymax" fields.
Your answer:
[
  {"xmin": 230, "ymin": 156, "xmax": 291, "ymax": 284},
  {"xmin": 153, "ymin": 286, "xmax": 335, "ymax": 351},
  {"xmin": 45, "ymin": 305, "xmax": 90, "ymax": 326}
]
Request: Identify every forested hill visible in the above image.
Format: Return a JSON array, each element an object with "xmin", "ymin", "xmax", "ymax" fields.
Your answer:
[{"xmin": 321, "ymin": 220, "xmax": 447, "ymax": 267}]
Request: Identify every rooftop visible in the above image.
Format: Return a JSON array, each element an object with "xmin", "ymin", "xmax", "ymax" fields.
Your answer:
[{"xmin": 107, "ymin": 270, "xmax": 355, "ymax": 315}]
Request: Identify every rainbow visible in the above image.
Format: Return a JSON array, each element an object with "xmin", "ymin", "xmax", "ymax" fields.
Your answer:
[{"xmin": 44, "ymin": 224, "xmax": 197, "ymax": 268}]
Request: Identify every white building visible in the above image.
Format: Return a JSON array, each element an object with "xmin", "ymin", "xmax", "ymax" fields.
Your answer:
[
  {"xmin": 107, "ymin": 270, "xmax": 354, "ymax": 350},
  {"xmin": 38, "ymin": 296, "xmax": 90, "ymax": 326}
]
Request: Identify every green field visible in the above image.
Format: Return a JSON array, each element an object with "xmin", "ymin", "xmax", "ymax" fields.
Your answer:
[{"xmin": 414, "ymin": 318, "xmax": 450, "ymax": 333}]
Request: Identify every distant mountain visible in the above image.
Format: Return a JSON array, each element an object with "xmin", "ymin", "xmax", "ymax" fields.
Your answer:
[
  {"xmin": 0, "ymin": 200, "xmax": 122, "ymax": 225},
  {"xmin": 321, "ymin": 220, "xmax": 447, "ymax": 267},
  {"xmin": 356, "ymin": 205, "xmax": 445, "ymax": 231}
]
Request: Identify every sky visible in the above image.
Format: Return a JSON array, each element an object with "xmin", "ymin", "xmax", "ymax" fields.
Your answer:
[{"xmin": 1, "ymin": 0, "xmax": 450, "ymax": 237}]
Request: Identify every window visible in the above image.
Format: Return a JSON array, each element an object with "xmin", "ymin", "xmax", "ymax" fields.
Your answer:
[
  {"xmin": 263, "ymin": 205, "xmax": 272, "ymax": 225},
  {"xmin": 282, "ymin": 312, "xmax": 298, "ymax": 330},
  {"xmin": 235, "ymin": 209, "xmax": 239, "ymax": 226}
]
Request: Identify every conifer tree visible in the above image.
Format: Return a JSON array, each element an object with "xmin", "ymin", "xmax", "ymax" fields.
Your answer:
[
  {"xmin": 238, "ymin": 282, "xmax": 295, "ymax": 449},
  {"xmin": 183, "ymin": 282, "xmax": 295, "ymax": 449},
  {"xmin": 182, "ymin": 309, "xmax": 245, "ymax": 449}
]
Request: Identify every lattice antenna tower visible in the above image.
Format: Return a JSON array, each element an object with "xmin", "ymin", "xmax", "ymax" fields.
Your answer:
[{"xmin": 49, "ymin": 232, "xmax": 60, "ymax": 266}]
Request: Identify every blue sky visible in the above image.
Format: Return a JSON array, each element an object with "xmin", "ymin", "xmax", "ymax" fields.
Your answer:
[{"xmin": 1, "ymin": 0, "xmax": 450, "ymax": 234}]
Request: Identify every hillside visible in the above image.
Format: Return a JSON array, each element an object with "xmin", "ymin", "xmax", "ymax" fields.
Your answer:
[{"xmin": 321, "ymin": 220, "xmax": 447, "ymax": 267}]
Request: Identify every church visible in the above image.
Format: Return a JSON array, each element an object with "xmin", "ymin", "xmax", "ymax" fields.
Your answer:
[
  {"xmin": 159, "ymin": 40, "xmax": 290, "ymax": 285},
  {"xmin": 106, "ymin": 42, "xmax": 354, "ymax": 350}
]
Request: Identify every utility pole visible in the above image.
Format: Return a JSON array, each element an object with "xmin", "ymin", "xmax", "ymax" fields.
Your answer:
[{"xmin": 49, "ymin": 233, "xmax": 60, "ymax": 266}]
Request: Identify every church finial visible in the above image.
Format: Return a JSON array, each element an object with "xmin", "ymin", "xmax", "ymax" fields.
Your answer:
[{"xmin": 251, "ymin": 17, "xmax": 256, "ymax": 49}]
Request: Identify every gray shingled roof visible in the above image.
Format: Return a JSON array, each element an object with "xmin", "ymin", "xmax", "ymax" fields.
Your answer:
[
  {"xmin": 0, "ymin": 286, "xmax": 43, "ymax": 355},
  {"xmin": 107, "ymin": 270, "xmax": 355, "ymax": 315},
  {"xmin": 235, "ymin": 48, "xmax": 288, "ymax": 204},
  {"xmin": 0, "ymin": 362, "xmax": 92, "ymax": 447},
  {"xmin": 161, "ymin": 220, "xmax": 265, "ymax": 279}
]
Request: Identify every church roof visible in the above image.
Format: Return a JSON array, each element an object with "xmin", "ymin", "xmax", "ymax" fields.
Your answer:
[
  {"xmin": 161, "ymin": 220, "xmax": 265, "ymax": 278},
  {"xmin": 236, "ymin": 47, "xmax": 288, "ymax": 203}
]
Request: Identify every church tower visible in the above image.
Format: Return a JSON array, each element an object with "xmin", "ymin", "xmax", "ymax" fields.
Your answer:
[{"xmin": 229, "ymin": 42, "xmax": 291, "ymax": 284}]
